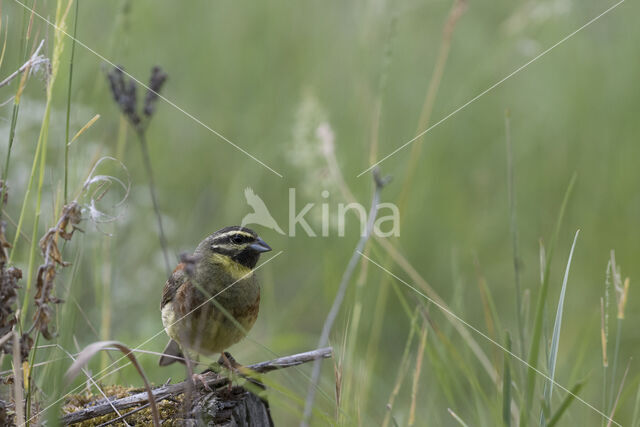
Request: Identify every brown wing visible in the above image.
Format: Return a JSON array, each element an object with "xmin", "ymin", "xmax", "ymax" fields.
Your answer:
[{"xmin": 161, "ymin": 263, "xmax": 187, "ymax": 309}]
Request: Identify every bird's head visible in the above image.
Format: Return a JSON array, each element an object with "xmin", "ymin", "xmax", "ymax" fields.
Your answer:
[{"xmin": 197, "ymin": 226, "xmax": 272, "ymax": 269}]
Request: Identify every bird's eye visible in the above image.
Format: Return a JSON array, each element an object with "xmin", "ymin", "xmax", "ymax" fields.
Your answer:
[{"xmin": 231, "ymin": 234, "xmax": 244, "ymax": 244}]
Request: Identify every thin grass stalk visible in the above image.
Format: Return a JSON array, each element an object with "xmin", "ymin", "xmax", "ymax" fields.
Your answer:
[
  {"xmin": 333, "ymin": 326, "xmax": 347, "ymax": 423},
  {"xmin": 408, "ymin": 317, "xmax": 428, "ymax": 425},
  {"xmin": 474, "ymin": 257, "xmax": 503, "ymax": 367},
  {"xmin": 136, "ymin": 131, "xmax": 171, "ymax": 276},
  {"xmin": 2, "ymin": 38, "xmax": 41, "ymax": 214},
  {"xmin": 503, "ymin": 332, "xmax": 512, "ymax": 427},
  {"xmin": 607, "ymin": 255, "xmax": 618, "ymax": 412},
  {"xmin": 0, "ymin": 21, "xmax": 7, "ymax": 69},
  {"xmin": 607, "ymin": 360, "xmax": 631, "ymax": 427},
  {"xmin": 115, "ymin": 115, "xmax": 128, "ymax": 160},
  {"xmin": 384, "ymin": 269, "xmax": 418, "ymax": 319},
  {"xmin": 64, "ymin": 0, "xmax": 79, "ymax": 204},
  {"xmin": 608, "ymin": 319, "xmax": 623, "ymax": 410},
  {"xmin": 1, "ymin": 1, "xmax": 33, "ymax": 213},
  {"xmin": 381, "ymin": 308, "xmax": 419, "ymax": 427},
  {"xmin": 13, "ymin": 332, "xmax": 25, "ymax": 426},
  {"xmin": 602, "ymin": 259, "xmax": 612, "ymax": 423},
  {"xmin": 608, "ymin": 251, "xmax": 626, "ymax": 413},
  {"xmin": 341, "ymin": 249, "xmax": 371, "ymax": 424},
  {"xmin": 448, "ymin": 408, "xmax": 470, "ymax": 427},
  {"xmin": 396, "ymin": 0, "xmax": 467, "ymax": 213},
  {"xmin": 18, "ymin": 1, "xmax": 32, "ymax": 62},
  {"xmin": 522, "ymin": 173, "xmax": 576, "ymax": 426},
  {"xmin": 1, "ymin": 104, "xmax": 20, "ymax": 212},
  {"xmin": 357, "ymin": 267, "xmax": 391, "ymax": 411},
  {"xmin": 301, "ymin": 170, "xmax": 388, "ymax": 427},
  {"xmin": 505, "ymin": 111, "xmax": 526, "ymax": 360},
  {"xmin": 601, "ymin": 297, "xmax": 609, "ymax": 427},
  {"xmin": 20, "ymin": 128, "xmax": 49, "ymax": 325},
  {"xmin": 367, "ymin": 5, "xmax": 397, "ymax": 166},
  {"xmin": 540, "ymin": 230, "xmax": 580, "ymax": 425}
]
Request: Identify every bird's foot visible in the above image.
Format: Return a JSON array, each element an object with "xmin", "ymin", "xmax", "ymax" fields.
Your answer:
[
  {"xmin": 218, "ymin": 351, "xmax": 243, "ymax": 391},
  {"xmin": 191, "ymin": 372, "xmax": 213, "ymax": 392}
]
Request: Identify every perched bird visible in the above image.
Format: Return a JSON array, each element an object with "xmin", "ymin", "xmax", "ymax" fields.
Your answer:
[{"xmin": 159, "ymin": 226, "xmax": 271, "ymax": 367}]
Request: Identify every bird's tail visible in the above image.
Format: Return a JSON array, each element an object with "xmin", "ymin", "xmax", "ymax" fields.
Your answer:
[{"xmin": 158, "ymin": 339, "xmax": 185, "ymax": 366}]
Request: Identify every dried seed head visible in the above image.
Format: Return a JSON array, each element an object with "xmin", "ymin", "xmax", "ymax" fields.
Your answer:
[
  {"xmin": 107, "ymin": 65, "xmax": 168, "ymax": 130},
  {"xmin": 144, "ymin": 66, "xmax": 168, "ymax": 117},
  {"xmin": 0, "ymin": 216, "xmax": 21, "ymax": 356},
  {"xmin": 107, "ymin": 66, "xmax": 141, "ymax": 128}
]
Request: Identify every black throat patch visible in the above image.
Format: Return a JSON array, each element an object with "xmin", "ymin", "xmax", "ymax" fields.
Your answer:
[{"xmin": 232, "ymin": 250, "xmax": 260, "ymax": 269}]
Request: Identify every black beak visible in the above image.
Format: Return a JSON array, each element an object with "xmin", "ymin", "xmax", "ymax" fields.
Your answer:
[{"xmin": 249, "ymin": 237, "xmax": 272, "ymax": 253}]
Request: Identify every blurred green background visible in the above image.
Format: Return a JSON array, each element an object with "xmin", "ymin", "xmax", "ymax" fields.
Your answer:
[{"xmin": 2, "ymin": 0, "xmax": 639, "ymax": 425}]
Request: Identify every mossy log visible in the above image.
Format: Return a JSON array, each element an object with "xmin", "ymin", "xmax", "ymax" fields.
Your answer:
[{"xmin": 61, "ymin": 347, "xmax": 332, "ymax": 426}]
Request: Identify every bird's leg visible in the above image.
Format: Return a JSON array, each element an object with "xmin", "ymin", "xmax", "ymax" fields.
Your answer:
[
  {"xmin": 218, "ymin": 351, "xmax": 241, "ymax": 391},
  {"xmin": 219, "ymin": 351, "xmax": 240, "ymax": 370},
  {"xmin": 184, "ymin": 350, "xmax": 213, "ymax": 391}
]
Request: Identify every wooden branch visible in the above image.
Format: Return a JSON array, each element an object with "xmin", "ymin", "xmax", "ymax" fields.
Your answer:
[
  {"xmin": 61, "ymin": 347, "xmax": 332, "ymax": 425},
  {"xmin": 242, "ymin": 347, "xmax": 332, "ymax": 374}
]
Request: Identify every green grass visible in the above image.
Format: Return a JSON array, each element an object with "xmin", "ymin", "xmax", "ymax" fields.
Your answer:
[{"xmin": 1, "ymin": 0, "xmax": 640, "ymax": 425}]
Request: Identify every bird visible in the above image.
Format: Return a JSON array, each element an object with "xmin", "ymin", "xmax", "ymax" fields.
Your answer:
[
  {"xmin": 241, "ymin": 187, "xmax": 285, "ymax": 235},
  {"xmin": 159, "ymin": 226, "xmax": 272, "ymax": 369}
]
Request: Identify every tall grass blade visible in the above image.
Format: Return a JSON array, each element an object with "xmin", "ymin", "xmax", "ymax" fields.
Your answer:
[
  {"xmin": 475, "ymin": 257, "xmax": 503, "ymax": 348},
  {"xmin": 522, "ymin": 173, "xmax": 576, "ymax": 425},
  {"xmin": 505, "ymin": 110, "xmax": 525, "ymax": 358},
  {"xmin": 64, "ymin": 0, "xmax": 79, "ymax": 204},
  {"xmin": 540, "ymin": 229, "xmax": 580, "ymax": 425},
  {"xmin": 547, "ymin": 380, "xmax": 585, "ymax": 427}
]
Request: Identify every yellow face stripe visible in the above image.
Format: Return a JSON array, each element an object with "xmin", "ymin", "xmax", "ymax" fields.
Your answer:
[{"xmin": 209, "ymin": 252, "xmax": 253, "ymax": 279}]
